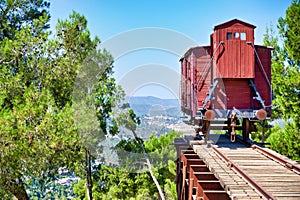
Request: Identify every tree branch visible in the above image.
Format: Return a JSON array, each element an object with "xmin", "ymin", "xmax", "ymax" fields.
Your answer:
[{"xmin": 131, "ymin": 130, "xmax": 165, "ymax": 200}]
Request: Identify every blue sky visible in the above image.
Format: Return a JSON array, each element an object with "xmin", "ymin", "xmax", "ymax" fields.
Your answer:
[{"xmin": 50, "ymin": 0, "xmax": 292, "ymax": 99}]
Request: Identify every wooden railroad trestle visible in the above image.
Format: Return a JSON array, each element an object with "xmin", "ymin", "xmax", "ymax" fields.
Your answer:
[{"xmin": 174, "ymin": 134, "xmax": 300, "ymax": 200}]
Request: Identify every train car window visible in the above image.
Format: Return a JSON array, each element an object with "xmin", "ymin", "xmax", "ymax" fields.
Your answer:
[
  {"xmin": 226, "ymin": 32, "xmax": 232, "ymax": 40},
  {"xmin": 240, "ymin": 32, "xmax": 246, "ymax": 40},
  {"xmin": 234, "ymin": 32, "xmax": 239, "ymax": 38}
]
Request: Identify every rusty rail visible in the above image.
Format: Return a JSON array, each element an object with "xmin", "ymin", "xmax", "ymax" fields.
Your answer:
[
  {"xmin": 233, "ymin": 134, "xmax": 300, "ymax": 174},
  {"xmin": 251, "ymin": 144, "xmax": 300, "ymax": 174},
  {"xmin": 211, "ymin": 146, "xmax": 275, "ymax": 200}
]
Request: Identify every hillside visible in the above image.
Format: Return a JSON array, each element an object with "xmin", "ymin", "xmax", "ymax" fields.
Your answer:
[{"xmin": 126, "ymin": 96, "xmax": 180, "ymax": 117}]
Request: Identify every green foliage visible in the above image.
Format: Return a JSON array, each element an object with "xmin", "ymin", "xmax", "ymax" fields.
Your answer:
[
  {"xmin": 0, "ymin": 1, "xmax": 133, "ymax": 199},
  {"xmin": 250, "ymin": 121, "xmax": 272, "ymax": 142},
  {"xmin": 94, "ymin": 61, "xmax": 125, "ymax": 136},
  {"xmin": 262, "ymin": 0, "xmax": 300, "ymax": 161},
  {"xmin": 53, "ymin": 11, "xmax": 100, "ymax": 108},
  {"xmin": 266, "ymin": 0, "xmax": 300, "ymax": 125},
  {"xmin": 72, "ymin": 48, "xmax": 122, "ymax": 157},
  {"xmin": 0, "ymin": 186, "xmax": 13, "ymax": 200},
  {"xmin": 267, "ymin": 122, "xmax": 300, "ymax": 161},
  {"xmin": 278, "ymin": 0, "xmax": 300, "ymax": 65},
  {"xmin": 73, "ymin": 180, "xmax": 87, "ymax": 200},
  {"xmin": 114, "ymin": 107, "xmax": 141, "ymax": 133},
  {"xmin": 115, "ymin": 137, "xmax": 144, "ymax": 154},
  {"xmin": 0, "ymin": 0, "xmax": 50, "ymax": 40},
  {"xmin": 73, "ymin": 131, "xmax": 182, "ymax": 199},
  {"xmin": 0, "ymin": 1, "xmax": 109, "ymax": 198},
  {"xmin": 26, "ymin": 173, "xmax": 78, "ymax": 199}
]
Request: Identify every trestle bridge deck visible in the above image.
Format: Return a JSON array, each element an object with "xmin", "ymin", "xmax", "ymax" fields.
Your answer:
[{"xmin": 174, "ymin": 134, "xmax": 300, "ymax": 200}]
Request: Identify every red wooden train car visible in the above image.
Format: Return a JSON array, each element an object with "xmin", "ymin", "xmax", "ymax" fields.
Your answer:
[{"xmin": 180, "ymin": 19, "xmax": 272, "ymax": 141}]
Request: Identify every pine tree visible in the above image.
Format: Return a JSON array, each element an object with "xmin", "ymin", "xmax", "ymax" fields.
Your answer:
[
  {"xmin": 0, "ymin": 1, "xmax": 117, "ymax": 198},
  {"xmin": 263, "ymin": 0, "xmax": 300, "ymax": 161}
]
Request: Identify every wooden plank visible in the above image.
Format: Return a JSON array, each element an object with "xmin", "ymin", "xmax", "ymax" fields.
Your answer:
[
  {"xmin": 203, "ymin": 190, "xmax": 231, "ymax": 200},
  {"xmin": 197, "ymin": 180, "xmax": 223, "ymax": 190},
  {"xmin": 190, "ymin": 165, "xmax": 210, "ymax": 172}
]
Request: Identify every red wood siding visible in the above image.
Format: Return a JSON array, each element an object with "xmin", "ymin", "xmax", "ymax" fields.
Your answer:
[
  {"xmin": 194, "ymin": 47, "xmax": 211, "ymax": 110},
  {"xmin": 213, "ymin": 22, "xmax": 255, "ymax": 79},
  {"xmin": 180, "ymin": 59, "xmax": 187, "ymax": 111},
  {"xmin": 180, "ymin": 19, "xmax": 272, "ymax": 118},
  {"xmin": 254, "ymin": 45, "xmax": 272, "ymax": 110},
  {"xmin": 214, "ymin": 79, "xmax": 251, "ymax": 109},
  {"xmin": 180, "ymin": 46, "xmax": 211, "ymax": 117}
]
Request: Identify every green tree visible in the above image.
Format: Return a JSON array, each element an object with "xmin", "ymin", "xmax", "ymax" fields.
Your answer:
[
  {"xmin": 0, "ymin": 0, "xmax": 131, "ymax": 199},
  {"xmin": 115, "ymin": 108, "xmax": 166, "ymax": 200},
  {"xmin": 73, "ymin": 131, "xmax": 181, "ymax": 200},
  {"xmin": 263, "ymin": 0, "xmax": 300, "ymax": 160},
  {"xmin": 267, "ymin": 123, "xmax": 300, "ymax": 160},
  {"xmin": 0, "ymin": 0, "xmax": 50, "ymax": 40},
  {"xmin": 0, "ymin": 15, "xmax": 77, "ymax": 199},
  {"xmin": 0, "ymin": 2, "xmax": 104, "ymax": 198},
  {"xmin": 278, "ymin": 0, "xmax": 300, "ymax": 66},
  {"xmin": 277, "ymin": 0, "xmax": 300, "ymax": 126},
  {"xmin": 72, "ymin": 40, "xmax": 126, "ymax": 200},
  {"xmin": 266, "ymin": 0, "xmax": 300, "ymax": 124}
]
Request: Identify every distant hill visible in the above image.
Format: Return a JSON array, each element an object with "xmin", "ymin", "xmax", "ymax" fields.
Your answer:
[{"xmin": 126, "ymin": 96, "xmax": 180, "ymax": 117}]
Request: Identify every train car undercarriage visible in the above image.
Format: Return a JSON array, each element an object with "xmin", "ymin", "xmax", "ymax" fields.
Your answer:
[{"xmin": 184, "ymin": 107, "xmax": 269, "ymax": 143}]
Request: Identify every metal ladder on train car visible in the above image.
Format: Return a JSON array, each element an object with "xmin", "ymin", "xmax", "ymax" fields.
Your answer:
[
  {"xmin": 196, "ymin": 42, "xmax": 224, "ymax": 112},
  {"xmin": 247, "ymin": 41, "xmax": 272, "ymax": 110},
  {"xmin": 202, "ymin": 79, "xmax": 219, "ymax": 110},
  {"xmin": 196, "ymin": 41, "xmax": 224, "ymax": 93},
  {"xmin": 196, "ymin": 59, "xmax": 211, "ymax": 93},
  {"xmin": 249, "ymin": 79, "xmax": 266, "ymax": 109}
]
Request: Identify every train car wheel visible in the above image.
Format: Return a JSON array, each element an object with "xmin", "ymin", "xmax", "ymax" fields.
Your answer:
[{"xmin": 242, "ymin": 118, "xmax": 251, "ymax": 141}]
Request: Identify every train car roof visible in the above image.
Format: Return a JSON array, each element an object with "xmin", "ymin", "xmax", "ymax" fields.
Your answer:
[
  {"xmin": 180, "ymin": 45, "xmax": 211, "ymax": 61},
  {"xmin": 214, "ymin": 19, "xmax": 256, "ymax": 30},
  {"xmin": 254, "ymin": 44, "xmax": 274, "ymax": 50}
]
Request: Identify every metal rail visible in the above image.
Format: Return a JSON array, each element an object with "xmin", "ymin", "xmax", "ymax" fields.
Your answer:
[
  {"xmin": 196, "ymin": 42, "xmax": 224, "ymax": 111},
  {"xmin": 249, "ymin": 79, "xmax": 266, "ymax": 109},
  {"xmin": 211, "ymin": 146, "xmax": 276, "ymax": 200},
  {"xmin": 247, "ymin": 42, "xmax": 272, "ymax": 108},
  {"xmin": 196, "ymin": 41, "xmax": 224, "ymax": 89},
  {"xmin": 251, "ymin": 144, "xmax": 300, "ymax": 174},
  {"xmin": 247, "ymin": 42, "xmax": 271, "ymax": 88}
]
